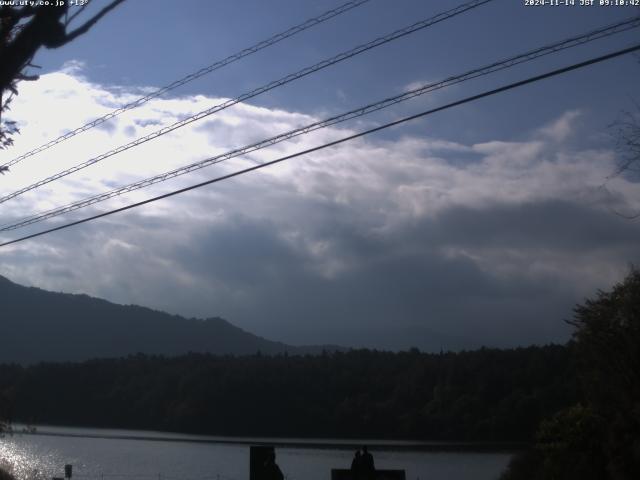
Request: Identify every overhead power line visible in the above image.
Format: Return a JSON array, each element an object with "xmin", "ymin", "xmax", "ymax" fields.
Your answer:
[
  {"xmin": 0, "ymin": 0, "xmax": 372, "ymax": 169},
  {"xmin": 1, "ymin": 43, "xmax": 638, "ymax": 249},
  {"xmin": 1, "ymin": 16, "xmax": 637, "ymax": 233},
  {"xmin": 0, "ymin": 0, "xmax": 495, "ymax": 205}
]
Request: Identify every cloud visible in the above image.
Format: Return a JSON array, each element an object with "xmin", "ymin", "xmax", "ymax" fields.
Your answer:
[
  {"xmin": 403, "ymin": 80, "xmax": 429, "ymax": 93},
  {"xmin": 0, "ymin": 66, "xmax": 639, "ymax": 350},
  {"xmin": 537, "ymin": 110, "xmax": 582, "ymax": 143}
]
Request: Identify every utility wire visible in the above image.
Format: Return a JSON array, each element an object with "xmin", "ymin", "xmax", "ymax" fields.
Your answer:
[
  {"xmin": 0, "ymin": 0, "xmax": 372, "ymax": 169},
  {"xmin": 1, "ymin": 16, "xmax": 637, "ymax": 232},
  {"xmin": 1, "ymin": 43, "xmax": 638, "ymax": 249},
  {"xmin": 0, "ymin": 0, "xmax": 495, "ymax": 205}
]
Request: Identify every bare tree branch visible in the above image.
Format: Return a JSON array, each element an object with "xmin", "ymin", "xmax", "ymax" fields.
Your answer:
[
  {"xmin": 65, "ymin": 3, "xmax": 89, "ymax": 27},
  {"xmin": 64, "ymin": 0, "xmax": 126, "ymax": 43},
  {"xmin": 609, "ymin": 101, "xmax": 640, "ymax": 179}
]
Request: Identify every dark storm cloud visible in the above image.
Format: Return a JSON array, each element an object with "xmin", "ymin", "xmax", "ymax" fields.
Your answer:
[
  {"xmin": 421, "ymin": 200, "xmax": 640, "ymax": 252},
  {"xmin": 158, "ymin": 200, "xmax": 625, "ymax": 350}
]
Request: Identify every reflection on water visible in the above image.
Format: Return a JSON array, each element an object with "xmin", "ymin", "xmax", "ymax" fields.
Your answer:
[
  {"xmin": 0, "ymin": 438, "xmax": 59, "ymax": 480},
  {"xmin": 1, "ymin": 427, "xmax": 512, "ymax": 480}
]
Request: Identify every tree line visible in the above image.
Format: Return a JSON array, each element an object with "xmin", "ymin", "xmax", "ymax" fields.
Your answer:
[{"xmin": 0, "ymin": 344, "xmax": 579, "ymax": 442}]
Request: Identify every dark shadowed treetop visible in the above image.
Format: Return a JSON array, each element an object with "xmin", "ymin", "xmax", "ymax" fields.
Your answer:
[
  {"xmin": 569, "ymin": 266, "xmax": 640, "ymax": 407},
  {"xmin": 0, "ymin": 468, "xmax": 16, "ymax": 480},
  {"xmin": 501, "ymin": 268, "xmax": 640, "ymax": 480},
  {"xmin": 568, "ymin": 267, "xmax": 640, "ymax": 479}
]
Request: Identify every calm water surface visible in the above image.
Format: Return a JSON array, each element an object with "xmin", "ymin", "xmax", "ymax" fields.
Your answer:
[{"xmin": 0, "ymin": 426, "xmax": 512, "ymax": 480}]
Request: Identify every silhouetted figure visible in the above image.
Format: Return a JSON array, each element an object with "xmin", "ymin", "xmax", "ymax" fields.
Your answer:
[
  {"xmin": 361, "ymin": 446, "xmax": 375, "ymax": 480},
  {"xmin": 350, "ymin": 449, "xmax": 362, "ymax": 479},
  {"xmin": 263, "ymin": 451, "xmax": 284, "ymax": 480}
]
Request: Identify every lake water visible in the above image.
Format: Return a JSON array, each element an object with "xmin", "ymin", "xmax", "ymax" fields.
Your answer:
[{"xmin": 0, "ymin": 426, "xmax": 513, "ymax": 480}]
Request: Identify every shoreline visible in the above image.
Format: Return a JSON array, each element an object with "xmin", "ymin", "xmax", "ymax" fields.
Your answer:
[{"xmin": 8, "ymin": 426, "xmax": 526, "ymax": 453}]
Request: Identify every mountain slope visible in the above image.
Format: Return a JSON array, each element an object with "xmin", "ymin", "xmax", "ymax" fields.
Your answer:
[{"xmin": 0, "ymin": 275, "xmax": 306, "ymax": 363}]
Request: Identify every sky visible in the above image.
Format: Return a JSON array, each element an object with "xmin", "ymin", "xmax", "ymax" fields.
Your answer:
[{"xmin": 0, "ymin": 0, "xmax": 639, "ymax": 351}]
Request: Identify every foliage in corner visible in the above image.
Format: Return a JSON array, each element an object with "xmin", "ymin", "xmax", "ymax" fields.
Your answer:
[
  {"xmin": 0, "ymin": 1, "xmax": 126, "ymax": 149},
  {"xmin": 568, "ymin": 267, "xmax": 640, "ymax": 479},
  {"xmin": 534, "ymin": 404, "xmax": 607, "ymax": 479},
  {"xmin": 501, "ymin": 268, "xmax": 640, "ymax": 480}
]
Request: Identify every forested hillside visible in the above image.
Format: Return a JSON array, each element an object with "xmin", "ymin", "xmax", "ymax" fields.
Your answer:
[
  {"xmin": 0, "ymin": 346, "xmax": 579, "ymax": 441},
  {"xmin": 0, "ymin": 275, "xmax": 337, "ymax": 363}
]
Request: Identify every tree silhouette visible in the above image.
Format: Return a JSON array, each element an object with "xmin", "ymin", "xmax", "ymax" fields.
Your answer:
[
  {"xmin": 0, "ymin": 0, "xmax": 126, "ymax": 149},
  {"xmin": 501, "ymin": 268, "xmax": 640, "ymax": 480},
  {"xmin": 615, "ymin": 107, "xmax": 640, "ymax": 172},
  {"xmin": 568, "ymin": 267, "xmax": 640, "ymax": 479},
  {"xmin": 606, "ymin": 58, "xmax": 640, "ymax": 219},
  {"xmin": 610, "ymin": 103, "xmax": 640, "ymax": 208}
]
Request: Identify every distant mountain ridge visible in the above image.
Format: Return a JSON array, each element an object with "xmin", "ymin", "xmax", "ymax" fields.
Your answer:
[{"xmin": 0, "ymin": 275, "xmax": 339, "ymax": 364}]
